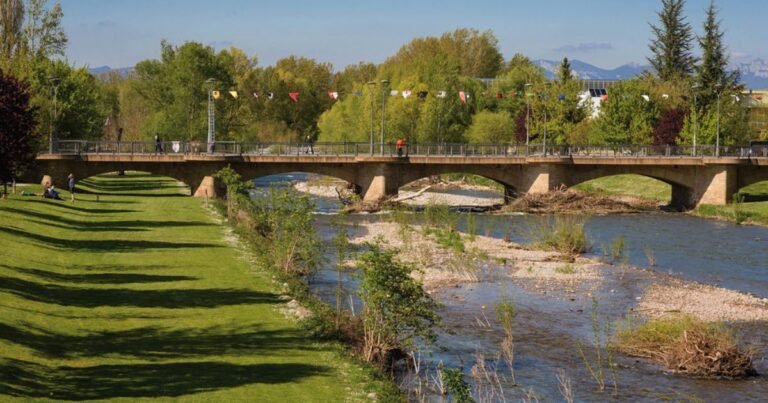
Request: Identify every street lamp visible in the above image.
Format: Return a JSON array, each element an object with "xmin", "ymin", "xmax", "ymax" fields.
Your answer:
[
  {"xmin": 525, "ymin": 83, "xmax": 532, "ymax": 153},
  {"xmin": 367, "ymin": 81, "xmax": 376, "ymax": 155},
  {"xmin": 380, "ymin": 80, "xmax": 389, "ymax": 156},
  {"xmin": 48, "ymin": 76, "xmax": 59, "ymax": 153},
  {"xmin": 692, "ymin": 82, "xmax": 701, "ymax": 156},
  {"xmin": 205, "ymin": 78, "xmax": 218, "ymax": 153},
  {"xmin": 715, "ymin": 83, "xmax": 723, "ymax": 157},
  {"xmin": 542, "ymin": 82, "xmax": 552, "ymax": 155}
]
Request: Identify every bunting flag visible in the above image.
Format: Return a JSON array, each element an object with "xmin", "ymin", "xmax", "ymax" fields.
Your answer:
[
  {"xmin": 289, "ymin": 92, "xmax": 299, "ymax": 103},
  {"xmin": 252, "ymin": 92, "xmax": 259, "ymax": 98},
  {"xmin": 267, "ymin": 92, "xmax": 274, "ymax": 100},
  {"xmin": 229, "ymin": 91, "xmax": 239, "ymax": 99},
  {"xmin": 437, "ymin": 90, "xmax": 447, "ymax": 98},
  {"xmin": 558, "ymin": 94, "xmax": 566, "ymax": 101},
  {"xmin": 212, "ymin": 90, "xmax": 221, "ymax": 99},
  {"xmin": 354, "ymin": 91, "xmax": 362, "ymax": 96},
  {"xmin": 661, "ymin": 94, "xmax": 670, "ymax": 100},
  {"xmin": 732, "ymin": 95, "xmax": 740, "ymax": 102},
  {"xmin": 496, "ymin": 92, "xmax": 504, "ymax": 99},
  {"xmin": 418, "ymin": 91, "xmax": 428, "ymax": 99},
  {"xmin": 104, "ymin": 116, "xmax": 111, "ymax": 127},
  {"xmin": 390, "ymin": 90, "xmax": 399, "ymax": 96},
  {"xmin": 402, "ymin": 90, "xmax": 412, "ymax": 99},
  {"xmin": 459, "ymin": 91, "xmax": 467, "ymax": 104},
  {"xmin": 328, "ymin": 91, "xmax": 339, "ymax": 100},
  {"xmin": 601, "ymin": 95, "xmax": 608, "ymax": 101},
  {"xmin": 641, "ymin": 94, "xmax": 650, "ymax": 102}
]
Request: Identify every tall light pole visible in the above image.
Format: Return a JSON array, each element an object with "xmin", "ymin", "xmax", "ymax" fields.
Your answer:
[
  {"xmin": 542, "ymin": 82, "xmax": 551, "ymax": 155},
  {"xmin": 715, "ymin": 83, "xmax": 723, "ymax": 157},
  {"xmin": 692, "ymin": 82, "xmax": 700, "ymax": 156},
  {"xmin": 48, "ymin": 76, "xmax": 59, "ymax": 153},
  {"xmin": 380, "ymin": 79, "xmax": 389, "ymax": 156},
  {"xmin": 206, "ymin": 78, "xmax": 217, "ymax": 153},
  {"xmin": 367, "ymin": 81, "xmax": 376, "ymax": 155},
  {"xmin": 525, "ymin": 83, "xmax": 532, "ymax": 154}
]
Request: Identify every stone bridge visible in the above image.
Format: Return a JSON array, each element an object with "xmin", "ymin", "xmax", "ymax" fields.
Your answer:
[{"xmin": 26, "ymin": 153, "xmax": 768, "ymax": 209}]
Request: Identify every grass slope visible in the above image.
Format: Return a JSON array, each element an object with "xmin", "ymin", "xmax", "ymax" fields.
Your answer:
[{"xmin": 0, "ymin": 173, "xmax": 380, "ymax": 402}]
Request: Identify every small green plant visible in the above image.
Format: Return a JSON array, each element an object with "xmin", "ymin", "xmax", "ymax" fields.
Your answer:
[
  {"xmin": 610, "ymin": 235, "xmax": 625, "ymax": 263},
  {"xmin": 442, "ymin": 367, "xmax": 474, "ymax": 403},
  {"xmin": 495, "ymin": 293, "xmax": 517, "ymax": 384},
  {"xmin": 732, "ymin": 193, "xmax": 748, "ymax": 225},
  {"xmin": 576, "ymin": 297, "xmax": 617, "ymax": 393},
  {"xmin": 643, "ymin": 246, "xmax": 657, "ymax": 267},
  {"xmin": 465, "ymin": 213, "xmax": 477, "ymax": 241},
  {"xmin": 556, "ymin": 264, "xmax": 575, "ymax": 274}
]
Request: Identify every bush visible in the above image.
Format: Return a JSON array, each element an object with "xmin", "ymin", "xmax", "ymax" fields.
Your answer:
[
  {"xmin": 613, "ymin": 314, "xmax": 756, "ymax": 378},
  {"xmin": 530, "ymin": 215, "xmax": 590, "ymax": 256},
  {"xmin": 357, "ymin": 243, "xmax": 440, "ymax": 368}
]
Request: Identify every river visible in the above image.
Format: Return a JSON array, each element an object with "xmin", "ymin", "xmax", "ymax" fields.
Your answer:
[{"xmin": 255, "ymin": 173, "xmax": 768, "ymax": 402}]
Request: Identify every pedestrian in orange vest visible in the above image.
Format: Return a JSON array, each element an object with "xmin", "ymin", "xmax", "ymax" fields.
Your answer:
[{"xmin": 396, "ymin": 138, "xmax": 406, "ymax": 157}]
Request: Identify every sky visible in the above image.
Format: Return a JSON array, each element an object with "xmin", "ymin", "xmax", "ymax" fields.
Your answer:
[{"xmin": 60, "ymin": 0, "xmax": 768, "ymax": 71}]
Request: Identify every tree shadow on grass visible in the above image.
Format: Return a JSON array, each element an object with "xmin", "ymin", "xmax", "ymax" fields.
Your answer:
[
  {"xmin": 1, "ymin": 206, "xmax": 212, "ymax": 232},
  {"xmin": 0, "ymin": 358, "xmax": 327, "ymax": 399},
  {"xmin": 0, "ymin": 276, "xmax": 279, "ymax": 308},
  {"xmin": 21, "ymin": 199, "xmax": 138, "ymax": 214},
  {"xmin": 0, "ymin": 226, "xmax": 221, "ymax": 252},
  {"xmin": 1, "ymin": 265, "xmax": 197, "ymax": 285},
  {"xmin": 0, "ymin": 323, "xmax": 314, "ymax": 360}
]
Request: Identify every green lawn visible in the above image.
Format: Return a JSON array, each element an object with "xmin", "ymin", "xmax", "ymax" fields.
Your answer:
[
  {"xmin": 695, "ymin": 181, "xmax": 768, "ymax": 225},
  {"xmin": 0, "ymin": 173, "xmax": 383, "ymax": 401}
]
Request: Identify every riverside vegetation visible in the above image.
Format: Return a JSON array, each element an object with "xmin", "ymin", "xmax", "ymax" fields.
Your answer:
[{"xmin": 0, "ymin": 172, "xmax": 395, "ymax": 401}]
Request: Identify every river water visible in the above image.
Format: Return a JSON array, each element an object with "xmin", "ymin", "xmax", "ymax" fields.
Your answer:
[{"xmin": 256, "ymin": 174, "xmax": 768, "ymax": 401}]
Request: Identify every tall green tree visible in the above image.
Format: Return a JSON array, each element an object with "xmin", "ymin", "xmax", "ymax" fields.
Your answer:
[
  {"xmin": 648, "ymin": 0, "xmax": 696, "ymax": 80},
  {"xmin": 591, "ymin": 79, "xmax": 660, "ymax": 145},
  {"xmin": 0, "ymin": 69, "xmax": 38, "ymax": 189},
  {"xmin": 0, "ymin": 0, "xmax": 24, "ymax": 63},
  {"xmin": 695, "ymin": 1, "xmax": 739, "ymax": 108},
  {"xmin": 557, "ymin": 57, "xmax": 573, "ymax": 84}
]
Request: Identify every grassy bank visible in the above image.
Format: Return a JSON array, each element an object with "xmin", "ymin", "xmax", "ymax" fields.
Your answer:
[
  {"xmin": 575, "ymin": 174, "xmax": 768, "ymax": 225},
  {"xmin": 0, "ymin": 173, "xmax": 385, "ymax": 401}
]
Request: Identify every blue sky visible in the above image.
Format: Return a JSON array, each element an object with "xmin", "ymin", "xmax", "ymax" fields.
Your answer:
[{"xmin": 61, "ymin": 0, "xmax": 767, "ymax": 70}]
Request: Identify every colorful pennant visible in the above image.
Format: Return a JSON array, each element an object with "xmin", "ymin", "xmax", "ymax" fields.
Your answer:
[
  {"xmin": 229, "ymin": 91, "xmax": 238, "ymax": 99},
  {"xmin": 289, "ymin": 92, "xmax": 299, "ymax": 103}
]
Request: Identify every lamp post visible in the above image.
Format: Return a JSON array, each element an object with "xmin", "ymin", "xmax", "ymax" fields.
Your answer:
[
  {"xmin": 367, "ymin": 81, "xmax": 376, "ymax": 155},
  {"xmin": 205, "ymin": 78, "xmax": 217, "ymax": 153},
  {"xmin": 542, "ymin": 82, "xmax": 551, "ymax": 155},
  {"xmin": 525, "ymin": 83, "xmax": 532, "ymax": 154},
  {"xmin": 715, "ymin": 83, "xmax": 722, "ymax": 157},
  {"xmin": 380, "ymin": 80, "xmax": 389, "ymax": 156},
  {"xmin": 692, "ymin": 82, "xmax": 700, "ymax": 156},
  {"xmin": 48, "ymin": 76, "xmax": 59, "ymax": 153}
]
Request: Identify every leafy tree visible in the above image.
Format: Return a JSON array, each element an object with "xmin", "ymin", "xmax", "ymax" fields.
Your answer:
[
  {"xmin": 465, "ymin": 110, "xmax": 514, "ymax": 143},
  {"xmin": 20, "ymin": 0, "xmax": 66, "ymax": 60},
  {"xmin": 591, "ymin": 79, "xmax": 660, "ymax": 144},
  {"xmin": 513, "ymin": 108, "xmax": 527, "ymax": 143},
  {"xmin": 648, "ymin": 0, "xmax": 696, "ymax": 80},
  {"xmin": 356, "ymin": 243, "xmax": 439, "ymax": 367},
  {"xmin": 652, "ymin": 107, "xmax": 686, "ymax": 144},
  {"xmin": 0, "ymin": 0, "xmax": 24, "ymax": 63},
  {"xmin": 0, "ymin": 69, "xmax": 37, "ymax": 193}
]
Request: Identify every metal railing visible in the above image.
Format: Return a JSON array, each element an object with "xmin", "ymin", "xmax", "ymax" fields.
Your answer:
[{"xmin": 49, "ymin": 140, "xmax": 763, "ymax": 159}]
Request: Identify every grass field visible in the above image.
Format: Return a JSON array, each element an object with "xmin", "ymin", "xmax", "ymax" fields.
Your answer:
[{"xmin": 0, "ymin": 173, "xmax": 385, "ymax": 401}]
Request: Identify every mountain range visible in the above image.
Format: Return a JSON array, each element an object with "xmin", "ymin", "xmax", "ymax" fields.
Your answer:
[
  {"xmin": 535, "ymin": 59, "xmax": 768, "ymax": 89},
  {"xmin": 87, "ymin": 58, "xmax": 768, "ymax": 89}
]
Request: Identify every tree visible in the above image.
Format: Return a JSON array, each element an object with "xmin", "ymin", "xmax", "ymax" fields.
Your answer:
[
  {"xmin": 695, "ymin": 1, "xmax": 739, "ymax": 108},
  {"xmin": 0, "ymin": 69, "xmax": 37, "ymax": 194},
  {"xmin": 648, "ymin": 0, "xmax": 696, "ymax": 80},
  {"xmin": 465, "ymin": 110, "xmax": 514, "ymax": 143},
  {"xmin": 591, "ymin": 79, "xmax": 660, "ymax": 145},
  {"xmin": 20, "ymin": 0, "xmax": 66, "ymax": 60},
  {"xmin": 652, "ymin": 107, "xmax": 686, "ymax": 145},
  {"xmin": 0, "ymin": 0, "xmax": 24, "ymax": 62},
  {"xmin": 557, "ymin": 57, "xmax": 573, "ymax": 84}
]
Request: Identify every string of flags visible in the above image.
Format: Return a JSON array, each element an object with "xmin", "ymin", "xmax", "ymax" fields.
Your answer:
[{"xmin": 209, "ymin": 88, "xmax": 734, "ymax": 104}]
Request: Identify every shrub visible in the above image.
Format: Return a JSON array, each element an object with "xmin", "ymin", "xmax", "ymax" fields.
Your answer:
[
  {"xmin": 530, "ymin": 215, "xmax": 590, "ymax": 256},
  {"xmin": 613, "ymin": 314, "xmax": 756, "ymax": 378}
]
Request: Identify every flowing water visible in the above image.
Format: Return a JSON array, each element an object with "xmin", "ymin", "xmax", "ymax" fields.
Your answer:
[{"xmin": 256, "ymin": 174, "xmax": 768, "ymax": 401}]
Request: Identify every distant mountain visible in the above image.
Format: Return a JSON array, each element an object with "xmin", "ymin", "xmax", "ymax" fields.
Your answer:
[
  {"xmin": 535, "ymin": 58, "xmax": 768, "ymax": 89},
  {"xmin": 88, "ymin": 65, "xmax": 134, "ymax": 77},
  {"xmin": 534, "ymin": 59, "xmax": 650, "ymax": 81}
]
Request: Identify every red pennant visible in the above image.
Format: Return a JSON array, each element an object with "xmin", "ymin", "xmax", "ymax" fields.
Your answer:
[
  {"xmin": 459, "ymin": 91, "xmax": 467, "ymax": 104},
  {"xmin": 289, "ymin": 92, "xmax": 299, "ymax": 103},
  {"xmin": 496, "ymin": 92, "xmax": 504, "ymax": 99}
]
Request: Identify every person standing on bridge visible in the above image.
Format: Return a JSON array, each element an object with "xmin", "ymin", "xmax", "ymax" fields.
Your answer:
[
  {"xmin": 154, "ymin": 133, "xmax": 163, "ymax": 154},
  {"xmin": 305, "ymin": 134, "xmax": 314, "ymax": 155},
  {"xmin": 396, "ymin": 137, "xmax": 406, "ymax": 157}
]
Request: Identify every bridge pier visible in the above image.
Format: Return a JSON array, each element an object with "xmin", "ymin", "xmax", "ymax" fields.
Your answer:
[{"xmin": 358, "ymin": 163, "xmax": 402, "ymax": 201}]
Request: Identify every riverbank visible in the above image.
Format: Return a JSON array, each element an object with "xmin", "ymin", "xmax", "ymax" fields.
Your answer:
[{"xmin": 0, "ymin": 173, "xmax": 388, "ymax": 401}]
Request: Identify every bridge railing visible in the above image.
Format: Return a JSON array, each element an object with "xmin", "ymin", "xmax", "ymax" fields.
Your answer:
[{"xmin": 51, "ymin": 140, "xmax": 756, "ymax": 159}]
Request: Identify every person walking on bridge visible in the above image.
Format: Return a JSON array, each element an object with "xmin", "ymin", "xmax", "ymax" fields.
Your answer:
[{"xmin": 154, "ymin": 133, "xmax": 163, "ymax": 154}]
